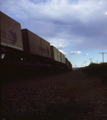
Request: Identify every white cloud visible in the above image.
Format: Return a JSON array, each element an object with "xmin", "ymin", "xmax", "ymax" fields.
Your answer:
[
  {"xmin": 70, "ymin": 51, "xmax": 82, "ymax": 55},
  {"xmin": 48, "ymin": 38, "xmax": 69, "ymax": 47},
  {"xmin": 84, "ymin": 53, "xmax": 89, "ymax": 56},
  {"xmin": 55, "ymin": 45, "xmax": 65, "ymax": 49},
  {"xmin": 1, "ymin": 0, "xmax": 106, "ymax": 21},
  {"xmin": 0, "ymin": 0, "xmax": 107, "ymax": 50}
]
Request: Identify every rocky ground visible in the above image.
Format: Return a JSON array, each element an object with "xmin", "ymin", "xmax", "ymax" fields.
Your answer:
[{"xmin": 2, "ymin": 69, "xmax": 107, "ymax": 120}]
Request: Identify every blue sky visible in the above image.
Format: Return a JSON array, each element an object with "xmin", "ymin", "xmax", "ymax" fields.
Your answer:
[{"xmin": 1, "ymin": 0, "xmax": 107, "ymax": 67}]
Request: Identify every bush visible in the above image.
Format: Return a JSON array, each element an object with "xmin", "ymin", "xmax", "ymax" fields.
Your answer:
[{"xmin": 82, "ymin": 63, "xmax": 107, "ymax": 82}]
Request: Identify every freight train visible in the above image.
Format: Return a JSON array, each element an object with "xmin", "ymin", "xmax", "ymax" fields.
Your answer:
[{"xmin": 0, "ymin": 11, "xmax": 72, "ymax": 73}]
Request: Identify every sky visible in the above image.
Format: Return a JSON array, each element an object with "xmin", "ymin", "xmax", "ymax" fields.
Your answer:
[{"xmin": 1, "ymin": 0, "xmax": 107, "ymax": 67}]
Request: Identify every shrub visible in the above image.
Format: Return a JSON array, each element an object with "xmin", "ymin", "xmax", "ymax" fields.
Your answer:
[{"xmin": 82, "ymin": 63, "xmax": 107, "ymax": 82}]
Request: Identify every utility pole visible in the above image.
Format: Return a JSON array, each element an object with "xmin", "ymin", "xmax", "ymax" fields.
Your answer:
[
  {"xmin": 82, "ymin": 63, "xmax": 84, "ymax": 67},
  {"xmin": 99, "ymin": 52, "xmax": 107, "ymax": 63},
  {"xmin": 96, "ymin": 60, "xmax": 99, "ymax": 64},
  {"xmin": 89, "ymin": 58, "xmax": 93, "ymax": 64},
  {"xmin": 84, "ymin": 61, "xmax": 86, "ymax": 66}
]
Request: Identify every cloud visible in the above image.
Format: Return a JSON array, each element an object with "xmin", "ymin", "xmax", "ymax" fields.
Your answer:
[
  {"xmin": 70, "ymin": 51, "xmax": 82, "ymax": 55},
  {"xmin": 0, "ymin": 0, "xmax": 107, "ymax": 50},
  {"xmin": 55, "ymin": 45, "xmax": 65, "ymax": 49},
  {"xmin": 84, "ymin": 53, "xmax": 89, "ymax": 56},
  {"xmin": 48, "ymin": 38, "xmax": 70, "ymax": 48}
]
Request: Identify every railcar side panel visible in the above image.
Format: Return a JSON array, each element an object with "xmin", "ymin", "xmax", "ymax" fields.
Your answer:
[
  {"xmin": 65, "ymin": 58, "xmax": 72, "ymax": 69},
  {"xmin": 21, "ymin": 29, "xmax": 51, "ymax": 58},
  {"xmin": 60, "ymin": 52, "xmax": 66, "ymax": 64},
  {"xmin": 0, "ymin": 11, "xmax": 23, "ymax": 51},
  {"xmin": 50, "ymin": 45, "xmax": 61, "ymax": 62}
]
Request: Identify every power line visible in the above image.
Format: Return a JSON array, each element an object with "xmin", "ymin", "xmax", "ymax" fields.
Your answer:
[{"xmin": 99, "ymin": 52, "xmax": 107, "ymax": 63}]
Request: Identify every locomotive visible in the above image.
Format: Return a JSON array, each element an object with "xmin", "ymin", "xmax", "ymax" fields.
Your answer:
[{"xmin": 0, "ymin": 11, "xmax": 72, "ymax": 74}]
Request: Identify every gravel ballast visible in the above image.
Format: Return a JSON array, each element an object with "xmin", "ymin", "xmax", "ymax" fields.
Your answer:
[{"xmin": 2, "ymin": 70, "xmax": 107, "ymax": 120}]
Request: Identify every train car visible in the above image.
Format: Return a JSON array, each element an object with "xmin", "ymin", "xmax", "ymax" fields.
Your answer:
[
  {"xmin": 1, "ymin": 11, "xmax": 72, "ymax": 74},
  {"xmin": 0, "ymin": 11, "xmax": 23, "ymax": 61},
  {"xmin": 21, "ymin": 29, "xmax": 52, "ymax": 65},
  {"xmin": 50, "ymin": 45, "xmax": 67, "ymax": 70},
  {"xmin": 50, "ymin": 45, "xmax": 61, "ymax": 63},
  {"xmin": 21, "ymin": 29, "xmax": 51, "ymax": 58},
  {"xmin": 65, "ymin": 58, "xmax": 72, "ymax": 70},
  {"xmin": 60, "ymin": 52, "xmax": 66, "ymax": 64},
  {"xmin": 0, "ymin": 11, "xmax": 23, "ymax": 51}
]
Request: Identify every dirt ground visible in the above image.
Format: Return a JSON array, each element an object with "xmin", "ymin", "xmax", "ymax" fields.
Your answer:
[{"xmin": 2, "ymin": 69, "xmax": 107, "ymax": 120}]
